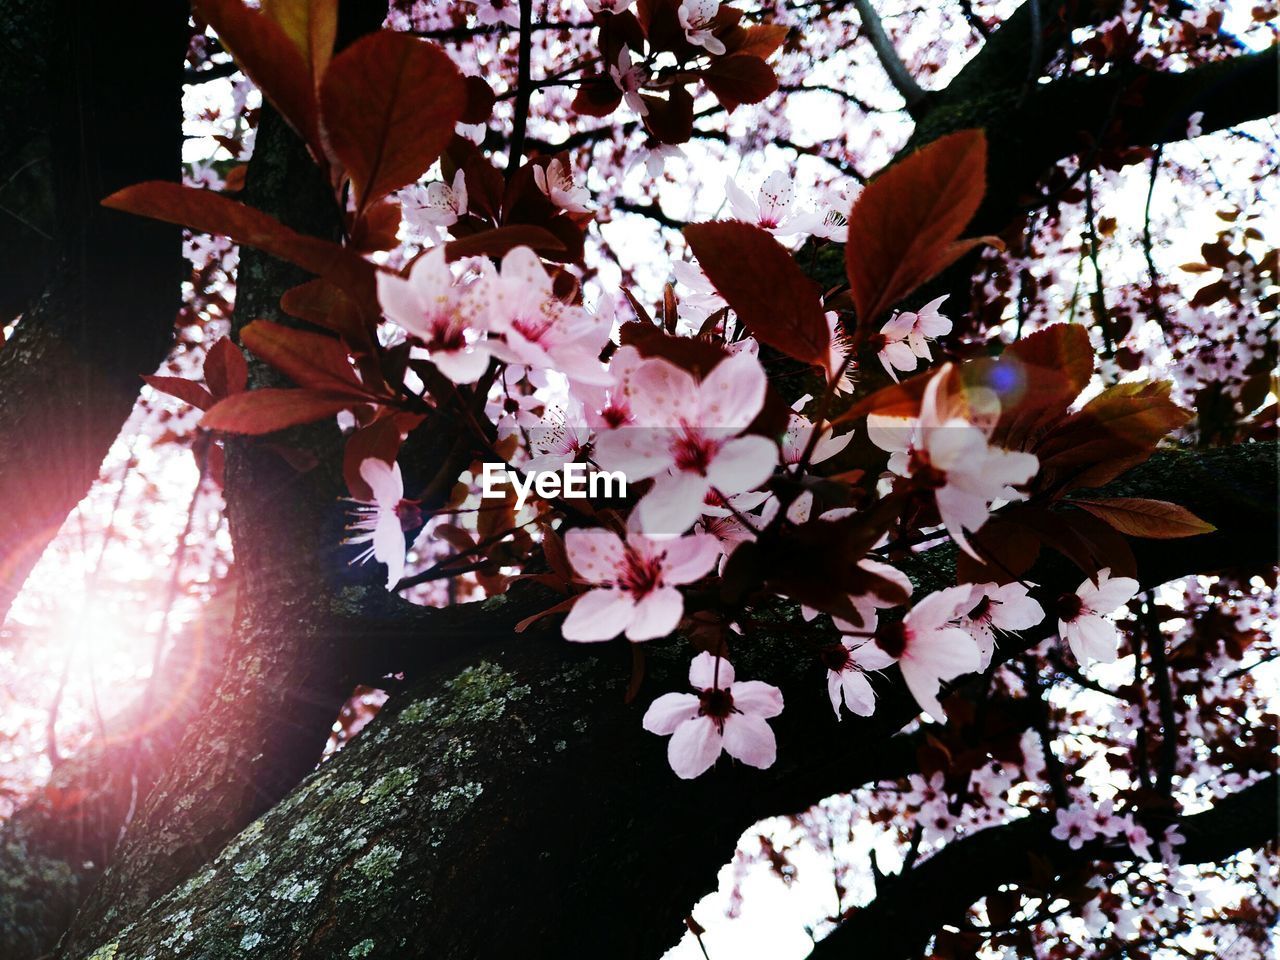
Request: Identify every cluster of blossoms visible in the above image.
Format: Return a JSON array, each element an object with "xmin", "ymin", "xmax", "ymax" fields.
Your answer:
[{"xmin": 350, "ymin": 244, "xmax": 1144, "ymax": 778}]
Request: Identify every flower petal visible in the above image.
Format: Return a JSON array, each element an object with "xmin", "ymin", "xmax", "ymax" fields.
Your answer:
[
  {"xmin": 689, "ymin": 650, "xmax": 734, "ymax": 690},
  {"xmin": 721, "ymin": 712, "xmax": 777, "ymax": 769},
  {"xmin": 641, "ymin": 692, "xmax": 700, "ymax": 735},
  {"xmin": 667, "ymin": 716, "xmax": 723, "ymax": 779},
  {"xmin": 560, "ymin": 588, "xmax": 636, "ymax": 642}
]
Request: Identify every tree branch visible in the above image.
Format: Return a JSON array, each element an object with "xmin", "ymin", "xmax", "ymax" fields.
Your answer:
[
  {"xmin": 850, "ymin": 0, "xmax": 926, "ymax": 111},
  {"xmin": 809, "ymin": 775, "xmax": 1278, "ymax": 960},
  {"xmin": 70, "ymin": 442, "xmax": 1277, "ymax": 960}
]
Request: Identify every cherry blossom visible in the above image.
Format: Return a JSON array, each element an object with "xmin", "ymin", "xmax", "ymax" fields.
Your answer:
[
  {"xmin": 609, "ymin": 48, "xmax": 648, "ymax": 116},
  {"xmin": 792, "ymin": 182, "xmax": 853, "ymax": 242},
  {"xmin": 822, "ymin": 637, "xmax": 894, "ymax": 718},
  {"xmin": 525, "ymin": 402, "xmax": 594, "ymax": 472},
  {"xmin": 780, "ymin": 403, "xmax": 853, "ymax": 469},
  {"xmin": 471, "ymin": 0, "xmax": 520, "ymax": 28},
  {"xmin": 533, "ymin": 158, "xmax": 591, "ymax": 213},
  {"xmin": 725, "ymin": 172, "xmax": 799, "ymax": 236},
  {"xmin": 671, "ymin": 259, "xmax": 727, "ymax": 323},
  {"xmin": 346, "ymin": 458, "xmax": 417, "ymax": 590},
  {"xmin": 483, "ymin": 246, "xmax": 613, "ymax": 385},
  {"xmin": 405, "ymin": 169, "xmax": 467, "ymax": 231},
  {"xmin": 585, "ymin": 0, "xmax": 635, "ymax": 12},
  {"xmin": 874, "ymin": 296, "xmax": 952, "ymax": 381},
  {"xmin": 561, "ymin": 528, "xmax": 719, "ymax": 641},
  {"xmin": 1052, "ymin": 803, "xmax": 1101, "ymax": 850},
  {"xmin": 642, "ymin": 652, "xmax": 784, "ymax": 778},
  {"xmin": 872, "ymin": 585, "xmax": 981, "ymax": 722},
  {"xmin": 376, "ymin": 247, "xmax": 493, "ymax": 384},
  {"xmin": 635, "ymin": 142, "xmax": 685, "ymax": 178},
  {"xmin": 594, "ymin": 351, "xmax": 779, "ymax": 534},
  {"xmin": 1057, "ymin": 567, "xmax": 1140, "ymax": 665},
  {"xmin": 955, "ymin": 580, "xmax": 1045, "ymax": 669},
  {"xmin": 823, "ymin": 311, "xmax": 855, "ymax": 393},
  {"xmin": 867, "ymin": 366, "xmax": 1039, "ymax": 558},
  {"xmin": 677, "ymin": 0, "xmax": 726, "ymax": 55}
]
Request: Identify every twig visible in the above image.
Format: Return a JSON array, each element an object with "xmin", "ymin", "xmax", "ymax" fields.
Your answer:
[
  {"xmin": 850, "ymin": 0, "xmax": 926, "ymax": 109},
  {"xmin": 506, "ymin": 0, "xmax": 535, "ymax": 178}
]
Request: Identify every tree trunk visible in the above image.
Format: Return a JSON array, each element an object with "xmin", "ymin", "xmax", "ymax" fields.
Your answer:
[{"xmin": 0, "ymin": 0, "xmax": 188, "ymax": 624}]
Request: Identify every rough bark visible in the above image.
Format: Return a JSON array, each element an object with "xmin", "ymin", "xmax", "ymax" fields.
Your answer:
[
  {"xmin": 54, "ymin": 109, "xmax": 367, "ymax": 957},
  {"xmin": 59, "ymin": 441, "xmax": 1276, "ymax": 960},
  {"xmin": 0, "ymin": 0, "xmax": 188, "ymax": 625},
  {"xmin": 809, "ymin": 774, "xmax": 1279, "ymax": 960}
]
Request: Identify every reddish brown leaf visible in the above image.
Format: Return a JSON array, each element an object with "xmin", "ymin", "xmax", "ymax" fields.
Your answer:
[
  {"xmin": 684, "ymin": 220, "xmax": 829, "ymax": 366},
  {"xmin": 444, "ymin": 225, "xmax": 568, "ymax": 261},
  {"xmin": 845, "ymin": 129, "xmax": 989, "ymax": 327},
  {"xmin": 727, "ymin": 24, "xmax": 789, "ymax": 59},
  {"xmin": 1037, "ymin": 380, "xmax": 1190, "ymax": 491},
  {"xmin": 102, "ymin": 181, "xmax": 375, "ymax": 301},
  {"xmin": 240, "ymin": 320, "xmax": 369, "ymax": 395},
  {"xmin": 260, "ymin": 0, "xmax": 337, "ymax": 88},
  {"xmin": 1071, "ymin": 498, "xmax": 1216, "ymax": 539},
  {"xmin": 461, "ymin": 75, "xmax": 497, "ymax": 124},
  {"xmin": 343, "ymin": 413, "xmax": 420, "ymax": 499},
  {"xmin": 143, "ymin": 376, "xmax": 216, "ymax": 412},
  {"xmin": 194, "ymin": 0, "xmax": 322, "ymax": 153},
  {"xmin": 200, "ymin": 388, "xmax": 360, "ymax": 434},
  {"xmin": 203, "ymin": 336, "xmax": 249, "ymax": 398},
  {"xmin": 642, "ymin": 87, "xmax": 694, "ymax": 144},
  {"xmin": 320, "ymin": 31, "xmax": 466, "ymax": 213},
  {"xmin": 702, "ymin": 55, "xmax": 778, "ymax": 112}
]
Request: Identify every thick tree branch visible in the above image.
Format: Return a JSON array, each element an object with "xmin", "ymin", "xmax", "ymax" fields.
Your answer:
[
  {"xmin": 0, "ymin": 0, "xmax": 187, "ymax": 626},
  {"xmin": 809, "ymin": 775, "xmax": 1278, "ymax": 960},
  {"xmin": 71, "ymin": 442, "xmax": 1276, "ymax": 960}
]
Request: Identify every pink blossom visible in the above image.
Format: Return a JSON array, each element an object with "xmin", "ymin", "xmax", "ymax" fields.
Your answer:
[
  {"xmin": 579, "ymin": 343, "xmax": 644, "ymax": 430},
  {"xmin": 525, "ymin": 402, "xmax": 593, "ymax": 472},
  {"xmin": 671, "ymin": 259, "xmax": 728, "ymax": 324},
  {"xmin": 1057, "ymin": 567, "xmax": 1139, "ymax": 665},
  {"xmin": 585, "ymin": 0, "xmax": 635, "ymax": 13},
  {"xmin": 594, "ymin": 352, "xmax": 779, "ymax": 533},
  {"xmin": 483, "ymin": 247, "xmax": 613, "ymax": 385},
  {"xmin": 823, "ymin": 637, "xmax": 894, "ymax": 718},
  {"xmin": 346, "ymin": 459, "xmax": 418, "ymax": 590},
  {"xmin": 677, "ymin": 0, "xmax": 726, "ymax": 54},
  {"xmin": 406, "ymin": 169, "xmax": 467, "ymax": 230},
  {"xmin": 781, "ymin": 405, "xmax": 853, "ymax": 468},
  {"xmin": 874, "ymin": 296, "xmax": 952, "ymax": 381},
  {"xmin": 472, "ymin": 0, "xmax": 520, "ymax": 28},
  {"xmin": 955, "ymin": 580, "xmax": 1045, "ymax": 669},
  {"xmin": 1052, "ymin": 804, "xmax": 1100, "ymax": 850},
  {"xmin": 867, "ymin": 366, "xmax": 1039, "ymax": 558},
  {"xmin": 642, "ymin": 652, "xmax": 783, "ymax": 778},
  {"xmin": 377, "ymin": 247, "xmax": 493, "ymax": 385},
  {"xmin": 873, "ymin": 585, "xmax": 980, "ymax": 722},
  {"xmin": 533, "ymin": 158, "xmax": 591, "ymax": 213},
  {"xmin": 561, "ymin": 528, "xmax": 719, "ymax": 641},
  {"xmin": 725, "ymin": 172, "xmax": 799, "ymax": 236},
  {"xmin": 609, "ymin": 48, "xmax": 648, "ymax": 116}
]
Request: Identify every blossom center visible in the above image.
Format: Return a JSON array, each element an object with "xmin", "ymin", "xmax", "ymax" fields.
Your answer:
[
  {"xmin": 819, "ymin": 643, "xmax": 852, "ymax": 672},
  {"xmin": 395, "ymin": 500, "xmax": 423, "ymax": 531},
  {"xmin": 1056, "ymin": 592, "xmax": 1085, "ymax": 622},
  {"xmin": 672, "ymin": 427, "xmax": 717, "ymax": 475},
  {"xmin": 618, "ymin": 548, "xmax": 663, "ymax": 597},
  {"xmin": 697, "ymin": 686, "xmax": 737, "ymax": 729},
  {"xmin": 908, "ymin": 448, "xmax": 947, "ymax": 490},
  {"xmin": 875, "ymin": 620, "xmax": 910, "ymax": 659},
  {"xmin": 968, "ymin": 595, "xmax": 993, "ymax": 622}
]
